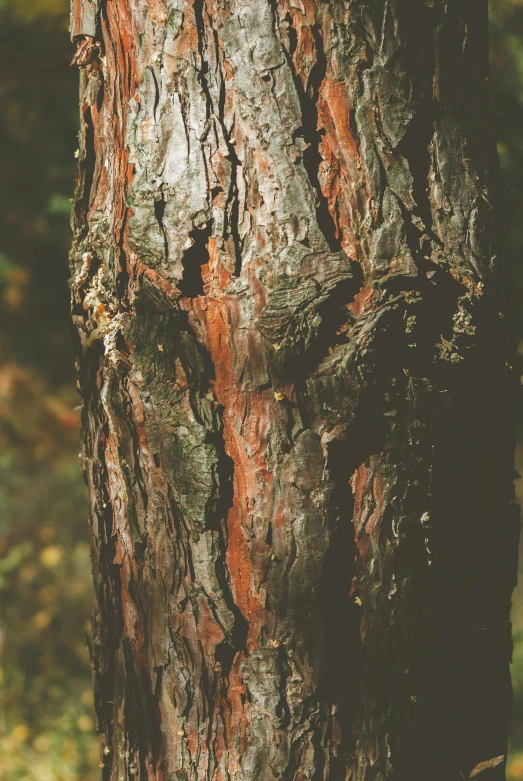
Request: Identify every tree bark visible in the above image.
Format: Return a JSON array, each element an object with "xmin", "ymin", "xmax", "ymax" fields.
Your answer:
[{"xmin": 70, "ymin": 1, "xmax": 519, "ymax": 779}]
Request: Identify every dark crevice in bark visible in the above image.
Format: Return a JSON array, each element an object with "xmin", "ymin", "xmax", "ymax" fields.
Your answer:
[
  {"xmin": 153, "ymin": 196, "xmax": 169, "ymax": 263},
  {"xmin": 176, "ymin": 78, "xmax": 192, "ymax": 151},
  {"xmin": 214, "ymin": 42, "xmax": 244, "ymax": 275},
  {"xmin": 117, "ymin": 246, "xmax": 131, "ymax": 307},
  {"xmin": 116, "ymin": 209, "xmax": 133, "ymax": 312},
  {"xmin": 286, "ymin": 24, "xmax": 341, "ymax": 252},
  {"xmin": 311, "ymin": 273, "xmax": 362, "ymax": 355},
  {"xmin": 396, "ymin": 103, "xmax": 436, "ymax": 237},
  {"xmin": 213, "ymin": 517, "xmax": 249, "ymax": 676},
  {"xmin": 193, "ymin": 0, "xmax": 212, "ymax": 120},
  {"xmin": 279, "ymin": 396, "xmax": 296, "ymax": 452},
  {"xmin": 294, "ymin": 384, "xmax": 313, "ymax": 432},
  {"xmin": 80, "ymin": 105, "xmax": 95, "ymax": 217},
  {"xmin": 223, "ymin": 147, "xmax": 244, "ymax": 277},
  {"xmin": 142, "ymin": 666, "xmax": 164, "ymax": 769},
  {"xmin": 179, "ymin": 222, "xmax": 211, "ymax": 298},
  {"xmin": 216, "ymin": 39, "xmax": 228, "ymax": 127},
  {"xmin": 122, "ymin": 638, "xmax": 149, "ymax": 778},
  {"xmin": 199, "ymin": 6, "xmax": 244, "ymax": 277},
  {"xmin": 150, "ymin": 66, "xmax": 160, "ymax": 120},
  {"xmin": 214, "ymin": 639, "xmax": 237, "ymax": 680},
  {"xmin": 283, "ymin": 13, "xmax": 297, "ymax": 60},
  {"xmin": 153, "ymin": 665, "xmax": 163, "ymax": 699},
  {"xmin": 310, "ymin": 730, "xmax": 327, "ymax": 781}
]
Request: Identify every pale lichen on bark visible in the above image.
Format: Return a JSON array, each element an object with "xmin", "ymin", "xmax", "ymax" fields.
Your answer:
[{"xmin": 70, "ymin": 1, "xmax": 518, "ymax": 779}]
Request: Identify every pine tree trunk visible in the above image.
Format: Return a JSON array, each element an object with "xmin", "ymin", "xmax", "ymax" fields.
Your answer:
[{"xmin": 70, "ymin": 1, "xmax": 519, "ymax": 779}]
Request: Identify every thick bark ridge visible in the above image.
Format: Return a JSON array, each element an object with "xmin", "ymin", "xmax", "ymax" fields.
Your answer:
[{"xmin": 70, "ymin": 1, "xmax": 519, "ymax": 779}]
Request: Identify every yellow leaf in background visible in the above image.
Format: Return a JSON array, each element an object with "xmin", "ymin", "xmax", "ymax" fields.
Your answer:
[
  {"xmin": 32, "ymin": 611, "xmax": 52, "ymax": 630},
  {"xmin": 60, "ymin": 736, "xmax": 76, "ymax": 759},
  {"xmin": 81, "ymin": 688, "xmax": 94, "ymax": 707},
  {"xmin": 32, "ymin": 734, "xmax": 51, "ymax": 754},
  {"xmin": 6, "ymin": 267, "xmax": 30, "ymax": 309},
  {"xmin": 77, "ymin": 715, "xmax": 94, "ymax": 732},
  {"xmin": 508, "ymin": 754, "xmax": 523, "ymax": 780},
  {"xmin": 40, "ymin": 545, "xmax": 63, "ymax": 568},
  {"xmin": 11, "ymin": 724, "xmax": 29, "ymax": 743}
]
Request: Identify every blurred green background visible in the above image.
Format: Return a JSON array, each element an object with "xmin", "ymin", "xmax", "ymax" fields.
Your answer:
[
  {"xmin": 0, "ymin": 1, "xmax": 97, "ymax": 778},
  {"xmin": 0, "ymin": 1, "xmax": 522, "ymax": 779}
]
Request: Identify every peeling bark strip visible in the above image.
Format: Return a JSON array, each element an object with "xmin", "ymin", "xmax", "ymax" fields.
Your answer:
[{"xmin": 70, "ymin": 1, "xmax": 518, "ymax": 779}]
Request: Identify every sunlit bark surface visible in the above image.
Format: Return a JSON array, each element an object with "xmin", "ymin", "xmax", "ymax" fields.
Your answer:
[{"xmin": 70, "ymin": 1, "xmax": 518, "ymax": 779}]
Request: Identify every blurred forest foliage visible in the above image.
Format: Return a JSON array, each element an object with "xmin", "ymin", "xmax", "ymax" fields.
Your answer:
[
  {"xmin": 0, "ymin": 0, "xmax": 522, "ymax": 779},
  {"xmin": 0, "ymin": 0, "xmax": 98, "ymax": 778}
]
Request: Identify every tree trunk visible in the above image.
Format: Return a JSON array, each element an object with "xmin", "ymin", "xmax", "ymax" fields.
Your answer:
[{"xmin": 70, "ymin": 1, "xmax": 519, "ymax": 779}]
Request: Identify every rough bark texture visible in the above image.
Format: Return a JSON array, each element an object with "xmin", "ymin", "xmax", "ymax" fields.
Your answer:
[{"xmin": 70, "ymin": 1, "xmax": 519, "ymax": 779}]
